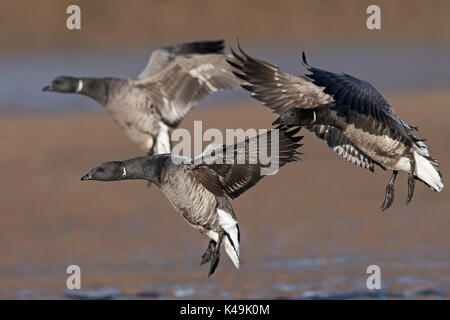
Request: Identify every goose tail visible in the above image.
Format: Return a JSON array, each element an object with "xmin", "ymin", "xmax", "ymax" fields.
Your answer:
[
  {"xmin": 217, "ymin": 209, "xmax": 240, "ymax": 269},
  {"xmin": 224, "ymin": 236, "xmax": 240, "ymax": 269},
  {"xmin": 413, "ymin": 142, "xmax": 443, "ymax": 192}
]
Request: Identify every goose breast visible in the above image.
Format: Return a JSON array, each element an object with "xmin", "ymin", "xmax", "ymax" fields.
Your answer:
[{"xmin": 160, "ymin": 166, "xmax": 220, "ymax": 233}]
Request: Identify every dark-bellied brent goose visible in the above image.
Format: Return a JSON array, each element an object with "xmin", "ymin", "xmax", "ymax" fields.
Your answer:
[
  {"xmin": 228, "ymin": 45, "xmax": 443, "ymax": 211},
  {"xmin": 80, "ymin": 127, "xmax": 303, "ymax": 276},
  {"xmin": 43, "ymin": 40, "xmax": 241, "ymax": 155}
]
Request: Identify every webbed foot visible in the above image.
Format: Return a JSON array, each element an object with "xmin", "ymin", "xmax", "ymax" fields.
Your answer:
[
  {"xmin": 380, "ymin": 170, "xmax": 398, "ymax": 212},
  {"xmin": 200, "ymin": 240, "xmax": 216, "ymax": 265}
]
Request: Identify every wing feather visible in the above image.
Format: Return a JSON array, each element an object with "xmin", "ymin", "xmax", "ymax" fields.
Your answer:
[
  {"xmin": 189, "ymin": 128, "xmax": 303, "ymax": 199},
  {"xmin": 137, "ymin": 54, "xmax": 242, "ymax": 127},
  {"xmin": 229, "ymin": 46, "xmax": 419, "ymax": 146},
  {"xmin": 302, "ymin": 55, "xmax": 418, "ymax": 145},
  {"xmin": 138, "ymin": 40, "xmax": 225, "ymax": 79},
  {"xmin": 227, "ymin": 47, "xmax": 333, "ymax": 114}
]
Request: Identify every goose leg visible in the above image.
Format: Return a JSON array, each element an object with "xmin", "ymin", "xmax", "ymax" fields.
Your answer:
[
  {"xmin": 200, "ymin": 240, "xmax": 216, "ymax": 265},
  {"xmin": 146, "ymin": 148, "xmax": 155, "ymax": 188},
  {"xmin": 381, "ymin": 170, "xmax": 398, "ymax": 211},
  {"xmin": 208, "ymin": 232, "xmax": 224, "ymax": 277},
  {"xmin": 406, "ymin": 159, "xmax": 416, "ymax": 205}
]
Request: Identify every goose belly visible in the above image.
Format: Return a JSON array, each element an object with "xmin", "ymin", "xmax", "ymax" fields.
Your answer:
[
  {"xmin": 162, "ymin": 173, "xmax": 220, "ymax": 234},
  {"xmin": 122, "ymin": 125, "xmax": 155, "ymax": 151},
  {"xmin": 106, "ymin": 100, "xmax": 160, "ymax": 152},
  {"xmin": 343, "ymin": 123, "xmax": 410, "ymax": 171}
]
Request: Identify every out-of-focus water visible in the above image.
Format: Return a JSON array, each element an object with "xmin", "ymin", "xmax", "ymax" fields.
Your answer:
[
  {"xmin": 3, "ymin": 252, "xmax": 448, "ymax": 299},
  {"xmin": 0, "ymin": 45, "xmax": 449, "ymax": 111}
]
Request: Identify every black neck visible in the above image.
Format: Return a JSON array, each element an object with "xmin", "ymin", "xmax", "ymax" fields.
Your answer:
[
  {"xmin": 123, "ymin": 156, "xmax": 163, "ymax": 185},
  {"xmin": 314, "ymin": 103, "xmax": 348, "ymax": 131},
  {"xmin": 78, "ymin": 77, "xmax": 114, "ymax": 105}
]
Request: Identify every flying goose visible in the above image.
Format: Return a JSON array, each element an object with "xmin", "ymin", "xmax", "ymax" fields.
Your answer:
[
  {"xmin": 80, "ymin": 128, "xmax": 303, "ymax": 276},
  {"xmin": 228, "ymin": 46, "xmax": 443, "ymax": 211},
  {"xmin": 43, "ymin": 40, "xmax": 241, "ymax": 155}
]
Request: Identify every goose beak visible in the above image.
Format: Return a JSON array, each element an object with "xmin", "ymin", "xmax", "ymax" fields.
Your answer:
[
  {"xmin": 272, "ymin": 117, "xmax": 282, "ymax": 125},
  {"xmin": 42, "ymin": 85, "xmax": 51, "ymax": 92},
  {"xmin": 81, "ymin": 172, "xmax": 93, "ymax": 181}
]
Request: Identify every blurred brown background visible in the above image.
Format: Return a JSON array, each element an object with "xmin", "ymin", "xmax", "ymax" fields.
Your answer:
[
  {"xmin": 0, "ymin": 0, "xmax": 449, "ymax": 299},
  {"xmin": 1, "ymin": 0, "xmax": 450, "ymax": 52}
]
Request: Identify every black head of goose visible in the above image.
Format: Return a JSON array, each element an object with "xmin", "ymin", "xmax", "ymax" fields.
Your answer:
[
  {"xmin": 43, "ymin": 40, "xmax": 242, "ymax": 155},
  {"xmin": 81, "ymin": 127, "xmax": 303, "ymax": 276},
  {"xmin": 43, "ymin": 76, "xmax": 115, "ymax": 105},
  {"xmin": 228, "ymin": 45, "xmax": 443, "ymax": 211}
]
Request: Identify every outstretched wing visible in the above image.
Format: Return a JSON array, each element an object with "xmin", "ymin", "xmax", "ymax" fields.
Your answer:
[
  {"xmin": 228, "ymin": 46, "xmax": 378, "ymax": 171},
  {"xmin": 301, "ymin": 54, "xmax": 418, "ymax": 145},
  {"xmin": 136, "ymin": 53, "xmax": 242, "ymax": 127},
  {"xmin": 227, "ymin": 45, "xmax": 333, "ymax": 113},
  {"xmin": 188, "ymin": 127, "xmax": 303, "ymax": 199},
  {"xmin": 229, "ymin": 45, "xmax": 416, "ymax": 146},
  {"xmin": 138, "ymin": 40, "xmax": 225, "ymax": 79}
]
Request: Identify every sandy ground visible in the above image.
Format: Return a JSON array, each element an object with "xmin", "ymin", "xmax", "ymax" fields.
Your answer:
[{"xmin": 0, "ymin": 88, "xmax": 449, "ymax": 299}]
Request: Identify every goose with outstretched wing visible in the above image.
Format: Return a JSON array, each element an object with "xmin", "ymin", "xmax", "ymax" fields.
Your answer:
[
  {"xmin": 43, "ymin": 40, "xmax": 242, "ymax": 155},
  {"xmin": 81, "ymin": 127, "xmax": 303, "ymax": 276},
  {"xmin": 228, "ymin": 45, "xmax": 443, "ymax": 211}
]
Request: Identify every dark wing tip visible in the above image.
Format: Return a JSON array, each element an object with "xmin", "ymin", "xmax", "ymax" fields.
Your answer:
[
  {"xmin": 290, "ymin": 135, "xmax": 304, "ymax": 143},
  {"xmin": 282, "ymin": 126, "xmax": 302, "ymax": 137},
  {"xmin": 232, "ymin": 71, "xmax": 250, "ymax": 82},
  {"xmin": 226, "ymin": 58, "xmax": 243, "ymax": 70},
  {"xmin": 236, "ymin": 40, "xmax": 250, "ymax": 59},
  {"xmin": 228, "ymin": 47, "xmax": 246, "ymax": 68},
  {"xmin": 278, "ymin": 127, "xmax": 304, "ymax": 159},
  {"xmin": 197, "ymin": 39, "xmax": 225, "ymax": 54},
  {"xmin": 301, "ymin": 51, "xmax": 311, "ymax": 69},
  {"xmin": 176, "ymin": 40, "xmax": 225, "ymax": 55}
]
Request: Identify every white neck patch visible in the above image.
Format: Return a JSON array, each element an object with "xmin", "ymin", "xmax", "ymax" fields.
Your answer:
[
  {"xmin": 312, "ymin": 111, "xmax": 317, "ymax": 123},
  {"xmin": 121, "ymin": 166, "xmax": 127, "ymax": 178},
  {"xmin": 75, "ymin": 79, "xmax": 84, "ymax": 93}
]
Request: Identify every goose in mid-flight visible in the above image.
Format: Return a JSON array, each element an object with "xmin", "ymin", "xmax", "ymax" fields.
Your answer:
[
  {"xmin": 43, "ymin": 40, "xmax": 241, "ymax": 155},
  {"xmin": 228, "ymin": 46, "xmax": 443, "ymax": 211},
  {"xmin": 80, "ymin": 128, "xmax": 303, "ymax": 276}
]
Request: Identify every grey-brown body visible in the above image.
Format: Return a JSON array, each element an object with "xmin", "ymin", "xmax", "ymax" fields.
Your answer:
[
  {"xmin": 314, "ymin": 105, "xmax": 413, "ymax": 172},
  {"xmin": 157, "ymin": 156, "xmax": 230, "ymax": 237},
  {"xmin": 102, "ymin": 78, "xmax": 163, "ymax": 152},
  {"xmin": 345, "ymin": 111, "xmax": 410, "ymax": 170}
]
